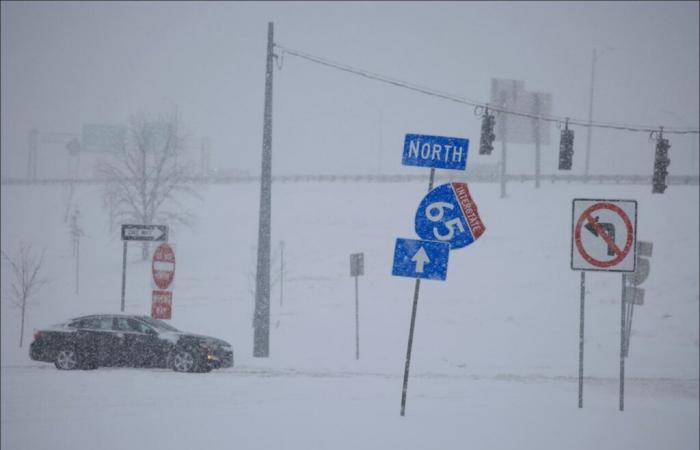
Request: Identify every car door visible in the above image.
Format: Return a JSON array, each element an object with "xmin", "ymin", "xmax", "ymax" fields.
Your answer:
[
  {"xmin": 74, "ymin": 316, "xmax": 121, "ymax": 366},
  {"xmin": 114, "ymin": 318, "xmax": 161, "ymax": 367},
  {"xmin": 94, "ymin": 316, "xmax": 123, "ymax": 366},
  {"xmin": 130, "ymin": 319, "xmax": 164, "ymax": 367}
]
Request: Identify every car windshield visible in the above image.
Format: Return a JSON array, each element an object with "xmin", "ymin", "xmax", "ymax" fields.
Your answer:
[{"xmin": 138, "ymin": 316, "xmax": 179, "ymax": 332}]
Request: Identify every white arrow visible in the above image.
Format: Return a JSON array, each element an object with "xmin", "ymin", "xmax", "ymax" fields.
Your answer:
[
  {"xmin": 124, "ymin": 227, "xmax": 165, "ymax": 240},
  {"xmin": 411, "ymin": 247, "xmax": 431, "ymax": 273}
]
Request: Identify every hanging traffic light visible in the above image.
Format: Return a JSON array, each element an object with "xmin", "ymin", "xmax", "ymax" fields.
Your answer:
[
  {"xmin": 479, "ymin": 108, "xmax": 496, "ymax": 155},
  {"xmin": 652, "ymin": 134, "xmax": 671, "ymax": 194},
  {"xmin": 558, "ymin": 120, "xmax": 574, "ymax": 170}
]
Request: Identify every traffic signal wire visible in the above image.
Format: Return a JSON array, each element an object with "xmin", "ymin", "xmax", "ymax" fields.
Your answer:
[{"xmin": 274, "ymin": 44, "xmax": 699, "ymax": 136}]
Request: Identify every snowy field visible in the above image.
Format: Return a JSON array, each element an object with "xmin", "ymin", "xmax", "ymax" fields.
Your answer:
[{"xmin": 1, "ymin": 179, "xmax": 698, "ymax": 450}]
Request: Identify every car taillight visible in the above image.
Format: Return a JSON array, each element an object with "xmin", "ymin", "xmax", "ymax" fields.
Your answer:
[{"xmin": 33, "ymin": 331, "xmax": 43, "ymax": 341}]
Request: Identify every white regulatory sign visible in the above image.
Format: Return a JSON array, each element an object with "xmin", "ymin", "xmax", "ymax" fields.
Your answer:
[{"xmin": 571, "ymin": 199, "xmax": 637, "ymax": 272}]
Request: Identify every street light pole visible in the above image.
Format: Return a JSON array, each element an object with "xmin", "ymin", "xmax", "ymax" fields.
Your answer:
[{"xmin": 584, "ymin": 48, "xmax": 613, "ymax": 179}]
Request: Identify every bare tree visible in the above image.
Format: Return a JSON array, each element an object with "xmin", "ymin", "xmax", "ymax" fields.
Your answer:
[
  {"xmin": 97, "ymin": 112, "xmax": 200, "ymax": 259},
  {"xmin": 2, "ymin": 244, "xmax": 48, "ymax": 347}
]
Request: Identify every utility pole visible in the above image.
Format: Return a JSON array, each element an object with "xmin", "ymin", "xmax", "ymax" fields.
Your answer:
[
  {"xmin": 280, "ymin": 241, "xmax": 284, "ymax": 307},
  {"xmin": 377, "ymin": 108, "xmax": 384, "ymax": 174},
  {"xmin": 584, "ymin": 48, "xmax": 614, "ymax": 178},
  {"xmin": 253, "ymin": 22, "xmax": 274, "ymax": 358},
  {"xmin": 534, "ymin": 93, "xmax": 542, "ymax": 189},
  {"xmin": 499, "ymin": 92, "xmax": 508, "ymax": 199}
]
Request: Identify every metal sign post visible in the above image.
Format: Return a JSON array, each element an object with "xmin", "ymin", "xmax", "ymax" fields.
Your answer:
[
  {"xmin": 395, "ymin": 133, "xmax": 484, "ymax": 416},
  {"xmin": 120, "ymin": 224, "xmax": 168, "ymax": 312},
  {"xmin": 355, "ymin": 275, "xmax": 359, "ymax": 360},
  {"xmin": 624, "ymin": 241, "xmax": 652, "ymax": 358},
  {"xmin": 402, "ymin": 277, "xmax": 421, "ymax": 416},
  {"xmin": 350, "ymin": 253, "xmax": 364, "ymax": 360},
  {"xmin": 578, "ymin": 271, "xmax": 585, "ymax": 408},
  {"xmin": 121, "ymin": 240, "xmax": 127, "ymax": 312},
  {"xmin": 620, "ymin": 274, "xmax": 626, "ymax": 411},
  {"xmin": 570, "ymin": 199, "xmax": 637, "ymax": 410},
  {"xmin": 400, "ymin": 167, "xmax": 435, "ymax": 417}
]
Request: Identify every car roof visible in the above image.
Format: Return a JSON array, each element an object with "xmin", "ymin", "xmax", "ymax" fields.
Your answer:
[{"xmin": 70, "ymin": 314, "xmax": 149, "ymax": 322}]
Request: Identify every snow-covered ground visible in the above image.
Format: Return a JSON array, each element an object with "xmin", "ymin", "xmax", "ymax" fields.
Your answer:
[{"xmin": 1, "ymin": 179, "xmax": 698, "ymax": 450}]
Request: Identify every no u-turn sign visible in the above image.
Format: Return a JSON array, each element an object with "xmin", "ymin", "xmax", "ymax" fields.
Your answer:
[{"xmin": 571, "ymin": 199, "xmax": 637, "ymax": 272}]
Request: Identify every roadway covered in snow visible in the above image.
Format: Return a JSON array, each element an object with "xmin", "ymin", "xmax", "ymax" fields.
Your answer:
[{"xmin": 2, "ymin": 181, "xmax": 698, "ymax": 450}]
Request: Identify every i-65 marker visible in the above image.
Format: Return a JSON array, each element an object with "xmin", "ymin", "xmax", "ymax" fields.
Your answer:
[{"xmin": 414, "ymin": 182, "xmax": 486, "ymax": 249}]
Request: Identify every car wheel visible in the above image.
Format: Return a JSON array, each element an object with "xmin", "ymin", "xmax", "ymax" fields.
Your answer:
[
  {"xmin": 55, "ymin": 348, "xmax": 78, "ymax": 370},
  {"xmin": 170, "ymin": 349, "xmax": 197, "ymax": 372}
]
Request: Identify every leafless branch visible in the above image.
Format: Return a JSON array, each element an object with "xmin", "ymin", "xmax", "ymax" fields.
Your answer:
[{"xmin": 98, "ymin": 111, "xmax": 201, "ymax": 258}]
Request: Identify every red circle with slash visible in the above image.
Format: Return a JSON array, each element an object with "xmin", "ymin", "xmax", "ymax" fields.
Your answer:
[{"xmin": 574, "ymin": 202, "xmax": 634, "ymax": 268}]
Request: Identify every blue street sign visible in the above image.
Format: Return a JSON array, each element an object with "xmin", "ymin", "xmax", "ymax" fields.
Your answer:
[
  {"xmin": 392, "ymin": 238, "xmax": 450, "ymax": 281},
  {"xmin": 415, "ymin": 182, "xmax": 486, "ymax": 249},
  {"xmin": 402, "ymin": 134, "xmax": 470, "ymax": 170}
]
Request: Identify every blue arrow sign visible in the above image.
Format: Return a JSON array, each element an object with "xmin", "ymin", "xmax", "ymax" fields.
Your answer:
[
  {"xmin": 415, "ymin": 182, "xmax": 486, "ymax": 249},
  {"xmin": 392, "ymin": 238, "xmax": 450, "ymax": 281},
  {"xmin": 402, "ymin": 134, "xmax": 470, "ymax": 170}
]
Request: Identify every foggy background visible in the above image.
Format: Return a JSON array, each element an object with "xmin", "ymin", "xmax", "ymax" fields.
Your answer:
[
  {"xmin": 2, "ymin": 4, "xmax": 699, "ymax": 449},
  {"xmin": 2, "ymin": 1, "xmax": 698, "ymax": 179}
]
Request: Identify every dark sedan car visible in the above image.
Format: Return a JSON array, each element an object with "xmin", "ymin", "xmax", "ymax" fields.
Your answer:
[{"xmin": 30, "ymin": 314, "xmax": 233, "ymax": 373}]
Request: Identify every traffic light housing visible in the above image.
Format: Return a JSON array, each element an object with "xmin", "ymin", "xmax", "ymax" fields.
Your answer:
[
  {"xmin": 479, "ymin": 112, "xmax": 496, "ymax": 155},
  {"xmin": 558, "ymin": 127, "xmax": 574, "ymax": 170},
  {"xmin": 652, "ymin": 137, "xmax": 671, "ymax": 194}
]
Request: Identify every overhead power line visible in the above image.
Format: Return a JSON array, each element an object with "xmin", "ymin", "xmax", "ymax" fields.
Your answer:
[{"xmin": 274, "ymin": 44, "xmax": 699, "ymax": 136}]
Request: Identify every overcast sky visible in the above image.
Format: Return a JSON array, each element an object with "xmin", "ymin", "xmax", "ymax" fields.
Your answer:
[{"xmin": 1, "ymin": 1, "xmax": 698, "ymax": 178}]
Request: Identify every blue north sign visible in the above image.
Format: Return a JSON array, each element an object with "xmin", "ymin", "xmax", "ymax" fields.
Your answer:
[{"xmin": 402, "ymin": 134, "xmax": 470, "ymax": 171}]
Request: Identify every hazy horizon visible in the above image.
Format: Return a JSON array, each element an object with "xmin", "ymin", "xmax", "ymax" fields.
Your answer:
[{"xmin": 2, "ymin": 1, "xmax": 698, "ymax": 179}]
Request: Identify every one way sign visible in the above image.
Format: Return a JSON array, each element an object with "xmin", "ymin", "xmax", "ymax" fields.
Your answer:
[
  {"xmin": 121, "ymin": 224, "xmax": 169, "ymax": 242},
  {"xmin": 392, "ymin": 238, "xmax": 449, "ymax": 281}
]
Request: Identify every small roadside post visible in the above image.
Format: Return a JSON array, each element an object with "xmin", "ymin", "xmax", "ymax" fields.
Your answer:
[
  {"xmin": 350, "ymin": 252, "xmax": 364, "ymax": 360},
  {"xmin": 120, "ymin": 224, "xmax": 168, "ymax": 312}
]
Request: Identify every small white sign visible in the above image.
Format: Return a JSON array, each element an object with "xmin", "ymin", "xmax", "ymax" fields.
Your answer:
[
  {"xmin": 571, "ymin": 199, "xmax": 637, "ymax": 272},
  {"xmin": 350, "ymin": 253, "xmax": 364, "ymax": 277}
]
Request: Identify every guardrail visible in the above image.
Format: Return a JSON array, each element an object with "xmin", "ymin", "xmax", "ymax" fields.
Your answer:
[{"xmin": 2, "ymin": 173, "xmax": 698, "ymax": 186}]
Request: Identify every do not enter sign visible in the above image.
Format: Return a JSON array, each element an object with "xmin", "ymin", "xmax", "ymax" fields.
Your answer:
[
  {"xmin": 571, "ymin": 199, "xmax": 637, "ymax": 272},
  {"xmin": 152, "ymin": 243, "xmax": 176, "ymax": 290}
]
